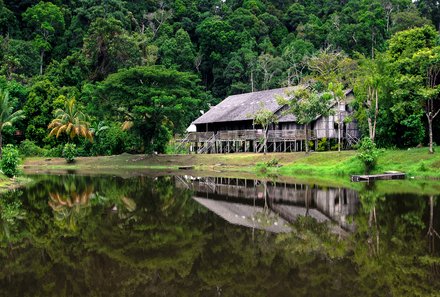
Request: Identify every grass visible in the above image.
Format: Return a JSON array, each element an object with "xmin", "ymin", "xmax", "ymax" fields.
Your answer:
[
  {"xmin": 273, "ymin": 147, "xmax": 440, "ymax": 179},
  {"xmin": 374, "ymin": 148, "xmax": 440, "ymax": 178}
]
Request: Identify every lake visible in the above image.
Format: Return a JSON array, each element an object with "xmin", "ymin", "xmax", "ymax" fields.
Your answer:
[{"xmin": 0, "ymin": 173, "xmax": 439, "ymax": 296}]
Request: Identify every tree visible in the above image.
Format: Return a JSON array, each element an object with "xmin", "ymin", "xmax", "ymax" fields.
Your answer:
[
  {"xmin": 22, "ymin": 1, "xmax": 65, "ymax": 75},
  {"xmin": 328, "ymin": 82, "xmax": 345, "ymax": 152},
  {"xmin": 357, "ymin": 137, "xmax": 379, "ymax": 173},
  {"xmin": 0, "ymin": 37, "xmax": 40, "ymax": 79},
  {"xmin": 0, "ymin": 89, "xmax": 24, "ymax": 157},
  {"xmin": 23, "ymin": 79, "xmax": 61, "ymax": 147},
  {"xmin": 48, "ymin": 97, "xmax": 93, "ymax": 142},
  {"xmin": 307, "ymin": 48, "xmax": 355, "ymax": 87},
  {"xmin": 281, "ymin": 38, "xmax": 315, "ymax": 86},
  {"xmin": 390, "ymin": 7, "xmax": 432, "ymax": 34},
  {"xmin": 354, "ymin": 54, "xmax": 388, "ymax": 143},
  {"xmin": 417, "ymin": 0, "xmax": 440, "ymax": 30},
  {"xmin": 307, "ymin": 48, "xmax": 356, "ymax": 150},
  {"xmin": 146, "ymin": 5, "xmax": 173, "ymax": 39},
  {"xmin": 413, "ymin": 47, "xmax": 440, "ymax": 154},
  {"xmin": 277, "ymin": 86, "xmax": 332, "ymax": 153},
  {"xmin": 387, "ymin": 26, "xmax": 440, "ymax": 149},
  {"xmin": 82, "ymin": 17, "xmax": 142, "ymax": 81},
  {"xmin": 159, "ymin": 29, "xmax": 196, "ymax": 71},
  {"xmin": 92, "ymin": 66, "xmax": 208, "ymax": 153},
  {"xmin": 253, "ymin": 104, "xmax": 278, "ymax": 155},
  {"xmin": 257, "ymin": 53, "xmax": 284, "ymax": 90},
  {"xmin": 0, "ymin": 0, "xmax": 16, "ymax": 35}
]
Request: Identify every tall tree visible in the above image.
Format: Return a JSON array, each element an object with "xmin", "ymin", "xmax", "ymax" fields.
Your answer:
[
  {"xmin": 92, "ymin": 66, "xmax": 208, "ymax": 153},
  {"xmin": 413, "ymin": 47, "xmax": 440, "ymax": 153},
  {"xmin": 22, "ymin": 1, "xmax": 65, "ymax": 75},
  {"xmin": 257, "ymin": 53, "xmax": 284, "ymax": 90},
  {"xmin": 307, "ymin": 48, "xmax": 356, "ymax": 150},
  {"xmin": 82, "ymin": 17, "xmax": 142, "ymax": 81},
  {"xmin": 0, "ymin": 89, "xmax": 24, "ymax": 157},
  {"xmin": 416, "ymin": 0, "xmax": 440, "ymax": 30},
  {"xmin": 354, "ymin": 54, "xmax": 388, "ymax": 143},
  {"xmin": 387, "ymin": 25, "xmax": 439, "ymax": 148}
]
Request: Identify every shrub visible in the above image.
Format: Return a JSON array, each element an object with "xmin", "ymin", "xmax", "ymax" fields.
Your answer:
[
  {"xmin": 317, "ymin": 137, "xmax": 328, "ymax": 151},
  {"xmin": 418, "ymin": 162, "xmax": 427, "ymax": 172},
  {"xmin": 45, "ymin": 144, "xmax": 63, "ymax": 157},
  {"xmin": 19, "ymin": 139, "xmax": 47, "ymax": 157},
  {"xmin": 1, "ymin": 144, "xmax": 20, "ymax": 177},
  {"xmin": 265, "ymin": 157, "xmax": 280, "ymax": 167},
  {"xmin": 256, "ymin": 163, "xmax": 268, "ymax": 174},
  {"xmin": 357, "ymin": 137, "xmax": 379, "ymax": 173},
  {"xmin": 62, "ymin": 143, "xmax": 77, "ymax": 163},
  {"xmin": 91, "ymin": 124, "xmax": 139, "ymax": 155}
]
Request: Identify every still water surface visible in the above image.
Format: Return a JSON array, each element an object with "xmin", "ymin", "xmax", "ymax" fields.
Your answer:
[{"xmin": 0, "ymin": 174, "xmax": 439, "ymax": 296}]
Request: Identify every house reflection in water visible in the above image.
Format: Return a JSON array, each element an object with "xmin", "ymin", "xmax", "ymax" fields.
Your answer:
[{"xmin": 176, "ymin": 176, "xmax": 359, "ymax": 234}]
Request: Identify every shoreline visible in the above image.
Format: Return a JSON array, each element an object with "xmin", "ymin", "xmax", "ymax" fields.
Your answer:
[
  {"xmin": 22, "ymin": 148, "xmax": 440, "ymax": 178},
  {"xmin": 20, "ymin": 148, "xmax": 440, "ymax": 196}
]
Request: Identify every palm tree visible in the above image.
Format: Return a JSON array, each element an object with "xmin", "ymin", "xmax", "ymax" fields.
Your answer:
[
  {"xmin": 48, "ymin": 98, "xmax": 93, "ymax": 142},
  {"xmin": 0, "ymin": 89, "xmax": 25, "ymax": 157}
]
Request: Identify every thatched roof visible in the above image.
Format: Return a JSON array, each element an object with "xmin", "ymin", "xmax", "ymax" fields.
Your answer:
[
  {"xmin": 192, "ymin": 87, "xmax": 354, "ymax": 125},
  {"xmin": 193, "ymin": 87, "xmax": 293, "ymax": 125}
]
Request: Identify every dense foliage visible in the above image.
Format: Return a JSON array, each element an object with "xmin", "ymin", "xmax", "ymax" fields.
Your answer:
[
  {"xmin": 0, "ymin": 0, "xmax": 439, "ymax": 154},
  {"xmin": 62, "ymin": 142, "xmax": 77, "ymax": 163},
  {"xmin": 357, "ymin": 137, "xmax": 380, "ymax": 173},
  {"xmin": 0, "ymin": 144, "xmax": 19, "ymax": 177}
]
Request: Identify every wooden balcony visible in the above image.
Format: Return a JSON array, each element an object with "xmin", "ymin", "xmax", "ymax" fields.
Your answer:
[
  {"xmin": 177, "ymin": 132, "xmax": 215, "ymax": 142},
  {"xmin": 178, "ymin": 129, "xmax": 315, "ymax": 143}
]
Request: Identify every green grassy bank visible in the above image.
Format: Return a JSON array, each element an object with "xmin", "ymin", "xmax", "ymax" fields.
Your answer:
[
  {"xmin": 22, "ymin": 147, "xmax": 440, "ymax": 179},
  {"xmin": 277, "ymin": 147, "xmax": 440, "ymax": 179}
]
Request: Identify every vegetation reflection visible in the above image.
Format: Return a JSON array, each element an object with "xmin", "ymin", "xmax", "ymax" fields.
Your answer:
[{"xmin": 0, "ymin": 175, "xmax": 438, "ymax": 296}]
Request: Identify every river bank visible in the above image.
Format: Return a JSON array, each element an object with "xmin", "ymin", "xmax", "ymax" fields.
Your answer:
[
  {"xmin": 0, "ymin": 174, "xmax": 32, "ymax": 192},
  {"xmin": 22, "ymin": 147, "xmax": 440, "ymax": 180},
  {"xmin": 23, "ymin": 148, "xmax": 439, "ymax": 174}
]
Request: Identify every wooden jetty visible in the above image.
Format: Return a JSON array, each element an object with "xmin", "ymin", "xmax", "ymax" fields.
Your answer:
[
  {"xmin": 178, "ymin": 166, "xmax": 194, "ymax": 170},
  {"xmin": 351, "ymin": 172, "xmax": 406, "ymax": 182}
]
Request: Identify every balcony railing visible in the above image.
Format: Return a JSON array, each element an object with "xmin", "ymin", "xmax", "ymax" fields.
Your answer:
[{"xmin": 178, "ymin": 129, "xmax": 315, "ymax": 142}]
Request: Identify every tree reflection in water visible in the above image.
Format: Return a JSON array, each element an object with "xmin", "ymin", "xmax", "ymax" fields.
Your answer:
[{"xmin": 0, "ymin": 174, "xmax": 437, "ymax": 296}]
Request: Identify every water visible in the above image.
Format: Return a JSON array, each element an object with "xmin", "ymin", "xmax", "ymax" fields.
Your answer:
[{"xmin": 0, "ymin": 174, "xmax": 439, "ymax": 296}]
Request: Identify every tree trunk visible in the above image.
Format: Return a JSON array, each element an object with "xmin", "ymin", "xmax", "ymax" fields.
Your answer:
[
  {"xmin": 367, "ymin": 86, "xmax": 373, "ymax": 140},
  {"xmin": 426, "ymin": 97, "xmax": 440, "ymax": 154},
  {"xmin": 367, "ymin": 86, "xmax": 379, "ymax": 142},
  {"xmin": 304, "ymin": 124, "xmax": 309, "ymax": 154},
  {"xmin": 40, "ymin": 49, "xmax": 45, "ymax": 75},
  {"xmin": 428, "ymin": 115, "xmax": 434, "ymax": 154},
  {"xmin": 372, "ymin": 88, "xmax": 378, "ymax": 142},
  {"xmin": 0, "ymin": 131, "xmax": 3, "ymax": 158},
  {"xmin": 368, "ymin": 117, "xmax": 373, "ymax": 139},
  {"xmin": 263, "ymin": 126, "xmax": 268, "ymax": 155},
  {"xmin": 250, "ymin": 71, "xmax": 254, "ymax": 92},
  {"xmin": 338, "ymin": 101, "xmax": 341, "ymax": 152}
]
